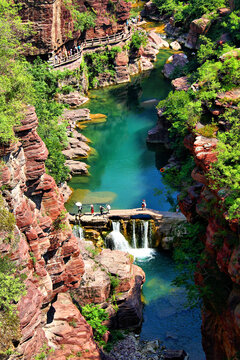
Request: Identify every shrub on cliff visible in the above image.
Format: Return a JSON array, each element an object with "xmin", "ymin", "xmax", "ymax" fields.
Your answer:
[
  {"xmin": 27, "ymin": 60, "xmax": 70, "ymax": 184},
  {"xmin": 84, "ymin": 47, "xmax": 121, "ymax": 88},
  {"xmin": 72, "ymin": 10, "xmax": 96, "ymax": 32},
  {"xmin": 0, "ymin": 0, "xmax": 33, "ymax": 144},
  {"xmin": 0, "ymin": 256, "xmax": 26, "ymax": 355},
  {"xmin": 208, "ymin": 108, "xmax": 240, "ymax": 220},
  {"xmin": 130, "ymin": 30, "xmax": 147, "ymax": 50},
  {"xmin": 81, "ymin": 304, "xmax": 108, "ymax": 346},
  {"xmin": 153, "ymin": 0, "xmax": 227, "ymax": 27}
]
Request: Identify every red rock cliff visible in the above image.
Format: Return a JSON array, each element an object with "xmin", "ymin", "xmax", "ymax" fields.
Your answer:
[
  {"xmin": 179, "ymin": 131, "xmax": 240, "ymax": 360},
  {"xmin": 0, "ymin": 106, "xmax": 101, "ymax": 359},
  {"xmin": 17, "ymin": 0, "xmax": 131, "ymax": 56}
]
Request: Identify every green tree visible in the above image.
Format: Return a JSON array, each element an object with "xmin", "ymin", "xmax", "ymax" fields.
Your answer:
[
  {"xmin": 0, "ymin": 0, "xmax": 33, "ymax": 144},
  {"xmin": 27, "ymin": 59, "xmax": 70, "ymax": 184},
  {"xmin": 72, "ymin": 10, "xmax": 96, "ymax": 32}
]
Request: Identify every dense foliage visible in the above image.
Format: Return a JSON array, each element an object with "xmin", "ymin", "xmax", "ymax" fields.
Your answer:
[
  {"xmin": 158, "ymin": 38, "xmax": 240, "ymax": 219},
  {"xmin": 81, "ymin": 304, "xmax": 108, "ymax": 346},
  {"xmin": 72, "ymin": 9, "xmax": 96, "ymax": 32},
  {"xmin": 0, "ymin": 0, "xmax": 33, "ymax": 144},
  {"xmin": 130, "ymin": 30, "xmax": 147, "ymax": 50},
  {"xmin": 153, "ymin": 0, "xmax": 227, "ymax": 27},
  {"xmin": 27, "ymin": 60, "xmax": 70, "ymax": 184},
  {"xmin": 0, "ymin": 255, "xmax": 26, "ymax": 355},
  {"xmin": 84, "ymin": 46, "xmax": 121, "ymax": 88}
]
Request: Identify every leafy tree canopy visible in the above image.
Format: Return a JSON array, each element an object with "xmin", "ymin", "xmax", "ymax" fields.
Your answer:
[{"xmin": 0, "ymin": 0, "xmax": 34, "ymax": 144}]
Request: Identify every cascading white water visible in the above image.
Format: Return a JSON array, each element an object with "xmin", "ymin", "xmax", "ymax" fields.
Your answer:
[
  {"xmin": 108, "ymin": 231, "xmax": 131, "ymax": 251},
  {"xmin": 112, "ymin": 221, "xmax": 120, "ymax": 232},
  {"xmin": 107, "ymin": 220, "xmax": 131, "ymax": 251},
  {"xmin": 132, "ymin": 220, "xmax": 137, "ymax": 249},
  {"xmin": 73, "ymin": 225, "xmax": 84, "ymax": 240},
  {"xmin": 143, "ymin": 221, "xmax": 149, "ymax": 248},
  {"xmin": 107, "ymin": 219, "xmax": 155, "ymax": 260}
]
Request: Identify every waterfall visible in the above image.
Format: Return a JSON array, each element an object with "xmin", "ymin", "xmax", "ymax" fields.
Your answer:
[
  {"xmin": 132, "ymin": 220, "xmax": 137, "ymax": 249},
  {"xmin": 73, "ymin": 225, "xmax": 84, "ymax": 240},
  {"xmin": 106, "ymin": 231, "xmax": 131, "ymax": 251},
  {"xmin": 106, "ymin": 219, "xmax": 155, "ymax": 260},
  {"xmin": 112, "ymin": 221, "xmax": 120, "ymax": 232},
  {"xmin": 143, "ymin": 221, "xmax": 149, "ymax": 248},
  {"xmin": 106, "ymin": 221, "xmax": 131, "ymax": 251}
]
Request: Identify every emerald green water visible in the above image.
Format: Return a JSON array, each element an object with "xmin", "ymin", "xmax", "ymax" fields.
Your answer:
[
  {"xmin": 66, "ymin": 50, "xmax": 204, "ymax": 358},
  {"xmin": 135, "ymin": 252, "xmax": 205, "ymax": 359},
  {"xmin": 66, "ymin": 51, "xmax": 176, "ymax": 214}
]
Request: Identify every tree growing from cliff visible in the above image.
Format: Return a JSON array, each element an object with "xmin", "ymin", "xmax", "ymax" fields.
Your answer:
[
  {"xmin": 0, "ymin": 0, "xmax": 33, "ymax": 144},
  {"xmin": 27, "ymin": 60, "xmax": 70, "ymax": 184},
  {"xmin": 72, "ymin": 9, "xmax": 96, "ymax": 32}
]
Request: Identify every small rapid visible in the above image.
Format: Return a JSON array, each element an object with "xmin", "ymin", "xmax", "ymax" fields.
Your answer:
[{"xmin": 106, "ymin": 220, "xmax": 155, "ymax": 260}]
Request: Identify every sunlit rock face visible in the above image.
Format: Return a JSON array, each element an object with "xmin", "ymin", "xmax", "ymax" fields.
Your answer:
[
  {"xmin": 0, "ymin": 106, "xmax": 100, "ymax": 359},
  {"xmin": 17, "ymin": 0, "xmax": 131, "ymax": 56},
  {"xmin": 179, "ymin": 130, "xmax": 240, "ymax": 360}
]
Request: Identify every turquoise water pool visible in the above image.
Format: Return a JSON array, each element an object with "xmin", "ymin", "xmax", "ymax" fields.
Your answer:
[
  {"xmin": 66, "ymin": 49, "xmax": 205, "ymax": 358},
  {"xmin": 66, "ymin": 51, "xmax": 177, "ymax": 214},
  {"xmin": 135, "ymin": 251, "xmax": 205, "ymax": 360}
]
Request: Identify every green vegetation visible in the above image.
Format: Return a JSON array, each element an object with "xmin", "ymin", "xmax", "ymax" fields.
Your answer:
[
  {"xmin": 72, "ymin": 10, "xmax": 96, "ymax": 32},
  {"xmin": 27, "ymin": 60, "xmax": 70, "ymax": 184},
  {"xmin": 34, "ymin": 344, "xmax": 55, "ymax": 360},
  {"xmin": 84, "ymin": 47, "xmax": 121, "ymax": 88},
  {"xmin": 171, "ymin": 222, "xmax": 206, "ymax": 308},
  {"xmin": 0, "ymin": 256, "xmax": 26, "ymax": 355},
  {"xmin": 153, "ymin": 0, "xmax": 227, "ymax": 27},
  {"xmin": 0, "ymin": 194, "xmax": 16, "ymax": 244},
  {"xmin": 130, "ymin": 30, "xmax": 147, "ymax": 50},
  {"xmin": 158, "ymin": 41, "xmax": 240, "ymax": 219},
  {"xmin": 81, "ymin": 304, "xmax": 108, "ymax": 346},
  {"xmin": 0, "ymin": 0, "xmax": 33, "ymax": 144}
]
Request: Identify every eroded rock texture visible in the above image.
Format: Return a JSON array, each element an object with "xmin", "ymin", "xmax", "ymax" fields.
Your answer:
[
  {"xmin": 17, "ymin": 0, "xmax": 131, "ymax": 56},
  {"xmin": 179, "ymin": 130, "xmax": 240, "ymax": 360},
  {"xmin": 0, "ymin": 106, "xmax": 145, "ymax": 359},
  {"xmin": 0, "ymin": 106, "xmax": 101, "ymax": 359}
]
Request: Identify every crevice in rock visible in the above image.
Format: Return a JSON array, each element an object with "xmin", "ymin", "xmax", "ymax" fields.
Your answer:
[
  {"xmin": 47, "ymin": 304, "xmax": 56, "ymax": 324},
  {"xmin": 53, "ymin": 281, "xmax": 64, "ymax": 290},
  {"xmin": 43, "ymin": 249, "xmax": 57, "ymax": 264},
  {"xmin": 63, "ymin": 255, "xmax": 71, "ymax": 264}
]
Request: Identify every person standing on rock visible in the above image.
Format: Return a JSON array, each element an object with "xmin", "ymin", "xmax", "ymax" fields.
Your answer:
[
  {"xmin": 76, "ymin": 202, "xmax": 82, "ymax": 215},
  {"xmin": 100, "ymin": 205, "xmax": 104, "ymax": 215},
  {"xmin": 142, "ymin": 199, "xmax": 146, "ymax": 210},
  {"xmin": 91, "ymin": 204, "xmax": 94, "ymax": 215},
  {"xmin": 106, "ymin": 204, "xmax": 111, "ymax": 214}
]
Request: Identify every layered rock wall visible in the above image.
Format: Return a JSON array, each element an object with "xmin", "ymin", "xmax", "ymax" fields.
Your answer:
[
  {"xmin": 17, "ymin": 0, "xmax": 130, "ymax": 56},
  {"xmin": 0, "ymin": 106, "xmax": 101, "ymax": 359},
  {"xmin": 179, "ymin": 130, "xmax": 240, "ymax": 360}
]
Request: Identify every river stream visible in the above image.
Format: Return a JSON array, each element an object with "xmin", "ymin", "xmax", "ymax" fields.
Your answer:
[
  {"xmin": 66, "ymin": 49, "xmax": 205, "ymax": 359},
  {"xmin": 66, "ymin": 51, "xmax": 176, "ymax": 214}
]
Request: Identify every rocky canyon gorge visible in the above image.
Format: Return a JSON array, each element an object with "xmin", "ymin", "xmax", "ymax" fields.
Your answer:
[{"xmin": 1, "ymin": 0, "xmax": 240, "ymax": 359}]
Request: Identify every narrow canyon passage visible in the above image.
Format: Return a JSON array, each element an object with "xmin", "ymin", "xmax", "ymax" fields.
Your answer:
[{"xmin": 66, "ymin": 51, "xmax": 176, "ymax": 213}]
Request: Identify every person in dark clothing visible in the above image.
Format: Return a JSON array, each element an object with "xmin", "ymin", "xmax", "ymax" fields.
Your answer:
[{"xmin": 100, "ymin": 205, "xmax": 104, "ymax": 215}]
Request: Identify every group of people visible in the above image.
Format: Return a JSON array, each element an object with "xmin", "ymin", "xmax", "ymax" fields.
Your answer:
[
  {"xmin": 76, "ymin": 202, "xmax": 111, "ymax": 216},
  {"xmin": 54, "ymin": 44, "xmax": 82, "ymax": 64}
]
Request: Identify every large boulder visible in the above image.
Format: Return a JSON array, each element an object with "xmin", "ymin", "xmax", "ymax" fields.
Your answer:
[
  {"xmin": 186, "ymin": 16, "xmax": 211, "ymax": 48},
  {"xmin": 148, "ymin": 31, "xmax": 169, "ymax": 49},
  {"xmin": 171, "ymin": 76, "xmax": 190, "ymax": 91},
  {"xmin": 71, "ymin": 247, "xmax": 145, "ymax": 330},
  {"xmin": 170, "ymin": 41, "xmax": 181, "ymax": 50},
  {"xmin": 63, "ymin": 108, "xmax": 91, "ymax": 123},
  {"xmin": 57, "ymin": 92, "xmax": 89, "ymax": 107},
  {"xmin": 65, "ymin": 160, "xmax": 89, "ymax": 175},
  {"xmin": 163, "ymin": 53, "xmax": 188, "ymax": 78}
]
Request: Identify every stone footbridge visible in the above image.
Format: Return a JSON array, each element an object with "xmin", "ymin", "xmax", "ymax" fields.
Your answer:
[{"xmin": 69, "ymin": 208, "xmax": 186, "ymax": 249}]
